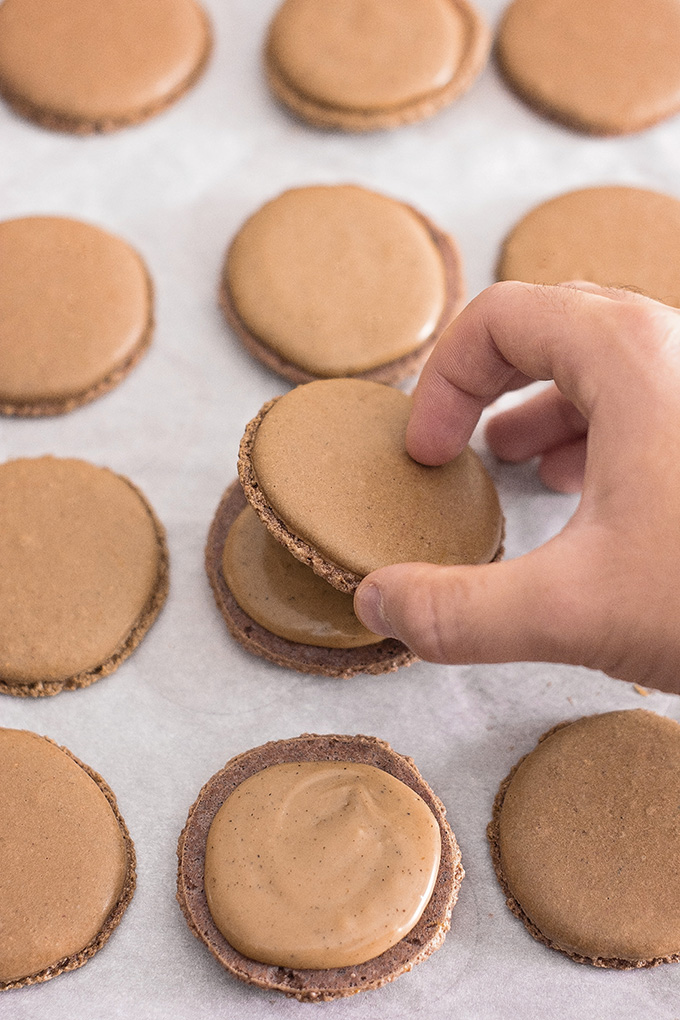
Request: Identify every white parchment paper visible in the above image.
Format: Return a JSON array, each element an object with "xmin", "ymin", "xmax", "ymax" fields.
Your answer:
[{"xmin": 2, "ymin": 1, "xmax": 680, "ymax": 1017}]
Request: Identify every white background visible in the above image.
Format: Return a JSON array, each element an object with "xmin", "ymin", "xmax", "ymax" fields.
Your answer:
[{"xmin": 2, "ymin": 1, "xmax": 680, "ymax": 1017}]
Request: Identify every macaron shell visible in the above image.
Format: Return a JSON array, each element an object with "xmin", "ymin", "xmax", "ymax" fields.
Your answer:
[
  {"xmin": 0, "ymin": 457, "xmax": 169, "ymax": 696},
  {"xmin": 240, "ymin": 380, "xmax": 504, "ymax": 592},
  {"xmin": 497, "ymin": 0, "xmax": 680, "ymax": 135},
  {"xmin": 0, "ymin": 216, "xmax": 153, "ymax": 414},
  {"xmin": 498, "ymin": 186, "xmax": 680, "ymax": 308},
  {"xmin": 0, "ymin": 729, "xmax": 136, "ymax": 989},
  {"xmin": 0, "ymin": 0, "xmax": 211, "ymax": 132},
  {"xmin": 488, "ymin": 710, "xmax": 680, "ymax": 966},
  {"xmin": 223, "ymin": 186, "xmax": 459, "ymax": 380},
  {"xmin": 206, "ymin": 481, "xmax": 417, "ymax": 677},
  {"xmin": 265, "ymin": 0, "xmax": 490, "ymax": 131}
]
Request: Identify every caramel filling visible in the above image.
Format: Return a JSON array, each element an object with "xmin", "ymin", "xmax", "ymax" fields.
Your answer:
[
  {"xmin": 268, "ymin": 0, "xmax": 465, "ymax": 111},
  {"xmin": 227, "ymin": 185, "xmax": 446, "ymax": 376},
  {"xmin": 0, "ymin": 729, "xmax": 127, "ymax": 983},
  {"xmin": 222, "ymin": 506, "xmax": 381, "ymax": 648},
  {"xmin": 204, "ymin": 761, "xmax": 441, "ymax": 969}
]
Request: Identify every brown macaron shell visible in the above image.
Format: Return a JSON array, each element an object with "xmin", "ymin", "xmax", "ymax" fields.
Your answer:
[
  {"xmin": 0, "ymin": 0, "xmax": 212, "ymax": 134},
  {"xmin": 0, "ymin": 216, "xmax": 154, "ymax": 417},
  {"xmin": 487, "ymin": 710, "xmax": 680, "ymax": 968},
  {"xmin": 497, "ymin": 186, "xmax": 680, "ymax": 308},
  {"xmin": 0, "ymin": 457, "xmax": 169, "ymax": 698},
  {"xmin": 265, "ymin": 0, "xmax": 490, "ymax": 132},
  {"xmin": 206, "ymin": 480, "xmax": 416, "ymax": 677},
  {"xmin": 220, "ymin": 186, "xmax": 464, "ymax": 385},
  {"xmin": 0, "ymin": 730, "xmax": 136, "ymax": 990},
  {"xmin": 238, "ymin": 380, "xmax": 504, "ymax": 594},
  {"xmin": 177, "ymin": 733, "xmax": 462, "ymax": 1001},
  {"xmin": 496, "ymin": 0, "xmax": 680, "ymax": 136}
]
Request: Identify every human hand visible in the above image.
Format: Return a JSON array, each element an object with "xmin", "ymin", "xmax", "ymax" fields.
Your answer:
[{"xmin": 354, "ymin": 281, "xmax": 680, "ymax": 693}]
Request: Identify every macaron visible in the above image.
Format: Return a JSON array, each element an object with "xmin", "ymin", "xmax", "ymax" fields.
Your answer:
[
  {"xmin": 265, "ymin": 0, "xmax": 490, "ymax": 131},
  {"xmin": 206, "ymin": 480, "xmax": 416, "ymax": 677},
  {"xmin": 0, "ymin": 0, "xmax": 211, "ymax": 133},
  {"xmin": 177, "ymin": 733, "xmax": 462, "ymax": 1000},
  {"xmin": 0, "ymin": 456, "xmax": 168, "ymax": 697},
  {"xmin": 0, "ymin": 216, "xmax": 153, "ymax": 416},
  {"xmin": 498, "ymin": 186, "xmax": 680, "ymax": 308},
  {"xmin": 238, "ymin": 378, "xmax": 504, "ymax": 594},
  {"xmin": 0, "ymin": 728, "xmax": 135, "ymax": 990},
  {"xmin": 221, "ymin": 185, "xmax": 464, "ymax": 385},
  {"xmin": 496, "ymin": 0, "xmax": 680, "ymax": 135},
  {"xmin": 488, "ymin": 710, "xmax": 680, "ymax": 967}
]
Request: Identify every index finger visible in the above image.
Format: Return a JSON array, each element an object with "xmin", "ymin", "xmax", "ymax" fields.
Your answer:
[{"xmin": 406, "ymin": 280, "xmax": 639, "ymax": 465}]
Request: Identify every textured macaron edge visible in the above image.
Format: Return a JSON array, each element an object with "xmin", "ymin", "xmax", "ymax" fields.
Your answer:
[
  {"xmin": 264, "ymin": 0, "xmax": 490, "ymax": 132},
  {"xmin": 0, "ymin": 2, "xmax": 212, "ymax": 134},
  {"xmin": 486, "ymin": 717, "xmax": 680, "ymax": 969},
  {"xmin": 176, "ymin": 732, "xmax": 463, "ymax": 1001},
  {"xmin": 206, "ymin": 480, "xmax": 417, "ymax": 677},
  {"xmin": 219, "ymin": 201, "xmax": 465, "ymax": 385},
  {"xmin": 493, "ymin": 5, "xmax": 680, "ymax": 137},
  {"xmin": 0, "ymin": 469, "xmax": 170, "ymax": 698},
  {"xmin": 0, "ymin": 261, "xmax": 155, "ymax": 418},
  {"xmin": 0, "ymin": 736, "xmax": 136, "ymax": 991},
  {"xmin": 238, "ymin": 394, "xmax": 505, "ymax": 595}
]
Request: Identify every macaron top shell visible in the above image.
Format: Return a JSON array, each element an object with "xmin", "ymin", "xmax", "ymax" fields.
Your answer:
[
  {"xmin": 241, "ymin": 379, "xmax": 503, "ymax": 591},
  {"xmin": 497, "ymin": 0, "xmax": 680, "ymax": 134},
  {"xmin": 0, "ymin": 0, "xmax": 210, "ymax": 130}
]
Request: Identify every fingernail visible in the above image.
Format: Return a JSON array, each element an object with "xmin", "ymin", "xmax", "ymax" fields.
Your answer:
[{"xmin": 354, "ymin": 582, "xmax": 394, "ymax": 637}]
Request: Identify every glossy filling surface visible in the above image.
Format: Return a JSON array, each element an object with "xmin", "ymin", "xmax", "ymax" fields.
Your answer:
[
  {"xmin": 222, "ymin": 506, "xmax": 381, "ymax": 647},
  {"xmin": 205, "ymin": 761, "xmax": 441, "ymax": 968}
]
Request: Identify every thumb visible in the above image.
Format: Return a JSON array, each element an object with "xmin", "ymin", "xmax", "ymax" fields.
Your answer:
[{"xmin": 354, "ymin": 546, "xmax": 588, "ymax": 667}]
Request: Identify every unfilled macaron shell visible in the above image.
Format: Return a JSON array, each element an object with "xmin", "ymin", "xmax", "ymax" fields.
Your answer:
[
  {"xmin": 498, "ymin": 186, "xmax": 680, "ymax": 308},
  {"xmin": 0, "ymin": 216, "xmax": 153, "ymax": 415},
  {"xmin": 496, "ymin": 0, "xmax": 680, "ymax": 135},
  {"xmin": 0, "ymin": 0, "xmax": 211, "ymax": 133},
  {"xmin": 0, "ymin": 456, "xmax": 168, "ymax": 696},
  {"xmin": 222, "ymin": 185, "xmax": 463, "ymax": 383},
  {"xmin": 0, "ymin": 728, "xmax": 135, "ymax": 989},
  {"xmin": 488, "ymin": 710, "xmax": 680, "ymax": 966}
]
